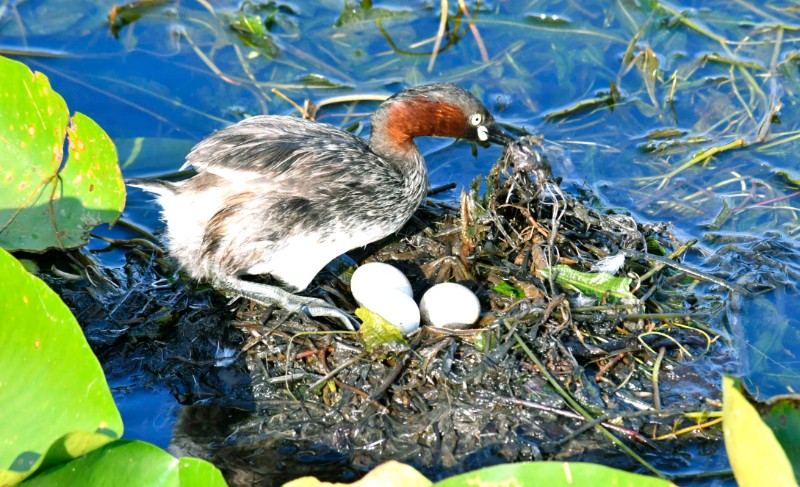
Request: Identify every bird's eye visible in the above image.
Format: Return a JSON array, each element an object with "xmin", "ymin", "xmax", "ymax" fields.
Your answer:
[{"xmin": 469, "ymin": 113, "xmax": 483, "ymax": 126}]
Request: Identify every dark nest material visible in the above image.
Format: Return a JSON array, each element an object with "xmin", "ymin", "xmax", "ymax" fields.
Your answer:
[
  {"xmin": 168, "ymin": 136, "xmax": 735, "ymax": 484},
  {"xmin": 50, "ymin": 136, "xmax": 738, "ymax": 486}
]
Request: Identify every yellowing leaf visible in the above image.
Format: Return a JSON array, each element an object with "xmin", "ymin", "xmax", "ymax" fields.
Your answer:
[
  {"xmin": 356, "ymin": 307, "xmax": 407, "ymax": 353},
  {"xmin": 723, "ymin": 376, "xmax": 796, "ymax": 486},
  {"xmin": 283, "ymin": 460, "xmax": 431, "ymax": 487}
]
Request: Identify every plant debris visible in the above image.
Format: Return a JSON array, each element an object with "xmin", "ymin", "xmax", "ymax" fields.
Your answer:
[{"xmin": 47, "ymin": 136, "xmax": 748, "ymax": 485}]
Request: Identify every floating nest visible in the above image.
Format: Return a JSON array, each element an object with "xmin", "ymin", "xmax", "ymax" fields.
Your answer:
[{"xmin": 49, "ymin": 136, "xmax": 738, "ymax": 485}]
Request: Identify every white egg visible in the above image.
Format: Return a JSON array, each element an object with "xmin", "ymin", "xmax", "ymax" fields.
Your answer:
[
  {"xmin": 357, "ymin": 288, "xmax": 420, "ymax": 335},
  {"xmin": 350, "ymin": 262, "xmax": 413, "ymax": 306},
  {"xmin": 419, "ymin": 283, "xmax": 481, "ymax": 329}
]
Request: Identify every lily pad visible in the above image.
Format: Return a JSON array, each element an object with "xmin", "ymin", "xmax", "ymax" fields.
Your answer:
[
  {"xmin": 20, "ymin": 440, "xmax": 226, "ymax": 487},
  {"xmin": 759, "ymin": 394, "xmax": 800, "ymax": 477},
  {"xmin": 435, "ymin": 461, "xmax": 675, "ymax": 486},
  {"xmin": 0, "ymin": 55, "xmax": 125, "ymax": 252},
  {"xmin": 0, "ymin": 248, "xmax": 123, "ymax": 484}
]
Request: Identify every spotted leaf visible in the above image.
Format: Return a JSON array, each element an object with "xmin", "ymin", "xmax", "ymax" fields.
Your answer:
[{"xmin": 0, "ymin": 55, "xmax": 125, "ymax": 252}]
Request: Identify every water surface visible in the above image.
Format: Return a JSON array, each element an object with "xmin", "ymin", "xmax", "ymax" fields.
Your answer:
[{"xmin": 4, "ymin": 0, "xmax": 799, "ymax": 482}]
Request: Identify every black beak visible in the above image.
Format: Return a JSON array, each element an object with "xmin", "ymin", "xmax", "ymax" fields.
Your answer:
[{"xmin": 487, "ymin": 124, "xmax": 513, "ymax": 145}]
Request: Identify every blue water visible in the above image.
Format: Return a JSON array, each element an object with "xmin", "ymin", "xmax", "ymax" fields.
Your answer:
[
  {"xmin": 4, "ymin": 0, "xmax": 800, "ymax": 482},
  {"xmin": 110, "ymin": 382, "xmax": 177, "ymax": 449}
]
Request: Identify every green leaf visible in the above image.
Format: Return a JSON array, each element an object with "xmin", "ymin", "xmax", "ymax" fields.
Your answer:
[
  {"xmin": 108, "ymin": 0, "xmax": 171, "ymax": 39},
  {"xmin": 760, "ymin": 395, "xmax": 800, "ymax": 477},
  {"xmin": 723, "ymin": 376, "xmax": 796, "ymax": 486},
  {"xmin": 492, "ymin": 280, "xmax": 525, "ymax": 298},
  {"xmin": 435, "ymin": 461, "xmax": 674, "ymax": 486},
  {"xmin": 770, "ymin": 166, "xmax": 800, "ymax": 187},
  {"xmin": 525, "ymin": 14, "xmax": 571, "ymax": 27},
  {"xmin": 0, "ymin": 55, "xmax": 125, "ymax": 252},
  {"xmin": 334, "ymin": 2, "xmax": 407, "ymax": 28},
  {"xmin": 284, "ymin": 460, "xmax": 430, "ymax": 487},
  {"xmin": 356, "ymin": 307, "xmax": 407, "ymax": 353},
  {"xmin": 0, "ymin": 248, "xmax": 123, "ymax": 484},
  {"xmin": 20, "ymin": 440, "xmax": 226, "ymax": 486},
  {"xmin": 637, "ymin": 45, "xmax": 661, "ymax": 109},
  {"xmin": 539, "ymin": 265, "xmax": 636, "ymax": 302},
  {"xmin": 230, "ymin": 14, "xmax": 279, "ymax": 59},
  {"xmin": 701, "ymin": 196, "xmax": 732, "ymax": 231},
  {"xmin": 645, "ymin": 237, "xmax": 668, "ymax": 256},
  {"xmin": 177, "ymin": 456, "xmax": 228, "ymax": 487},
  {"xmin": 298, "ymin": 74, "xmax": 352, "ymax": 89}
]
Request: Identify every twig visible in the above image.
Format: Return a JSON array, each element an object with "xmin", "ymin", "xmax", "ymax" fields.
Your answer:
[
  {"xmin": 428, "ymin": 0, "xmax": 448, "ymax": 72},
  {"xmin": 653, "ymin": 417, "xmax": 723, "ymax": 440},
  {"xmin": 504, "ymin": 396, "xmax": 658, "ymax": 446},
  {"xmin": 505, "ymin": 322, "xmax": 666, "ymax": 479},
  {"xmin": 308, "ymin": 351, "xmax": 368, "ymax": 394},
  {"xmin": 428, "ymin": 182, "xmax": 457, "ymax": 196},
  {"xmin": 272, "ymin": 88, "xmax": 310, "ymax": 118},
  {"xmin": 652, "ymin": 346, "xmax": 666, "ymax": 410},
  {"xmin": 457, "ymin": 0, "xmax": 489, "ymax": 63},
  {"xmin": 369, "ymin": 333, "xmax": 421, "ymax": 401},
  {"xmin": 621, "ymin": 248, "xmax": 750, "ymax": 296},
  {"xmin": 548, "ymin": 406, "xmax": 695, "ymax": 447},
  {"xmin": 183, "ymin": 29, "xmax": 240, "ymax": 86}
]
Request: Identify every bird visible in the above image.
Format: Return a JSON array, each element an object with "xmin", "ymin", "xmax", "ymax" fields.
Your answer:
[{"xmin": 128, "ymin": 83, "xmax": 510, "ymax": 329}]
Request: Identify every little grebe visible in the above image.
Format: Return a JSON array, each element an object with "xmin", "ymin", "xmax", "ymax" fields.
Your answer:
[{"xmin": 129, "ymin": 83, "xmax": 509, "ymax": 328}]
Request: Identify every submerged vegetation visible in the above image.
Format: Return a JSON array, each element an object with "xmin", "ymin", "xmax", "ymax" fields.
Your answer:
[{"xmin": 2, "ymin": 0, "xmax": 800, "ymax": 485}]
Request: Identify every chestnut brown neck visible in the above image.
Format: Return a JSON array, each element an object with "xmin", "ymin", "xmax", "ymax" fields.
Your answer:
[{"xmin": 369, "ymin": 99, "xmax": 466, "ymax": 159}]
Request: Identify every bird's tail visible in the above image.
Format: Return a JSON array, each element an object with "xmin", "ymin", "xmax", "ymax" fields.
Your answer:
[{"xmin": 126, "ymin": 177, "xmax": 178, "ymax": 197}]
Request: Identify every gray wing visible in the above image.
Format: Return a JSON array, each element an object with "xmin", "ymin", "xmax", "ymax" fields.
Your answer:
[
  {"xmin": 181, "ymin": 116, "xmax": 399, "ymax": 187},
  {"xmin": 181, "ymin": 115, "xmax": 410, "ymax": 244}
]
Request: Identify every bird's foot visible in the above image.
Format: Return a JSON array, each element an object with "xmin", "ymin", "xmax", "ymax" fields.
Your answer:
[
  {"xmin": 298, "ymin": 302, "xmax": 358, "ymax": 330},
  {"xmin": 211, "ymin": 274, "xmax": 357, "ymax": 330}
]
